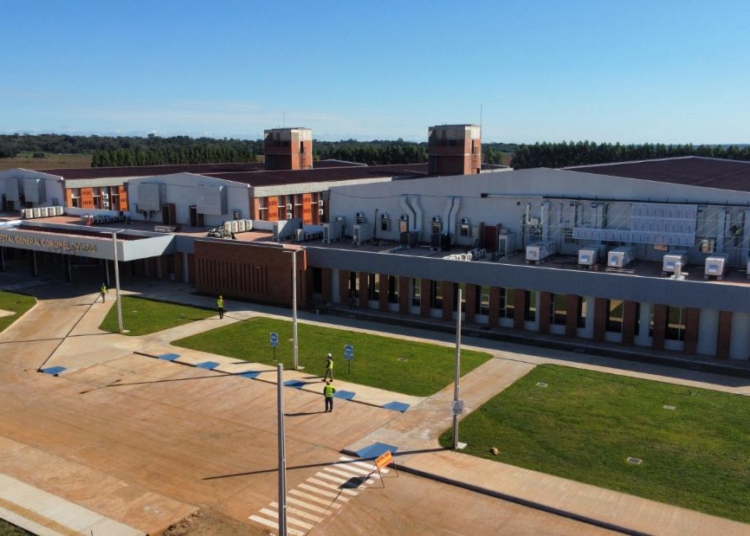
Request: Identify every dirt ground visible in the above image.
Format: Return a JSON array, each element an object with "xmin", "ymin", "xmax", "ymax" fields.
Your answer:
[{"xmin": 163, "ymin": 508, "xmax": 268, "ymax": 536}]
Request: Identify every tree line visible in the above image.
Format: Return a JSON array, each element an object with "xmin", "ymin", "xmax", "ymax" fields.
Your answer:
[
  {"xmin": 0, "ymin": 133, "xmax": 518, "ymax": 167},
  {"xmin": 510, "ymin": 141, "xmax": 750, "ymax": 169}
]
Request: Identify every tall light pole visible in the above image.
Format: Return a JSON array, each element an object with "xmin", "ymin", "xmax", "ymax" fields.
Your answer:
[
  {"xmin": 452, "ymin": 288, "xmax": 462, "ymax": 449},
  {"xmin": 285, "ymin": 247, "xmax": 303, "ymax": 371},
  {"xmin": 277, "ymin": 363, "xmax": 287, "ymax": 536},
  {"xmin": 104, "ymin": 230, "xmax": 125, "ymax": 333}
]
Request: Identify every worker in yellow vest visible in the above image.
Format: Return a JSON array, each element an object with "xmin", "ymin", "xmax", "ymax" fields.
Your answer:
[
  {"xmin": 100, "ymin": 282, "xmax": 108, "ymax": 303},
  {"xmin": 324, "ymin": 380, "xmax": 337, "ymax": 412},
  {"xmin": 217, "ymin": 295, "xmax": 224, "ymax": 319},
  {"xmin": 323, "ymin": 352, "xmax": 334, "ymax": 381}
]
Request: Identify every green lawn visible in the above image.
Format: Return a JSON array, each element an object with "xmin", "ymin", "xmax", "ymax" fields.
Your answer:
[
  {"xmin": 440, "ymin": 364, "xmax": 750, "ymax": 524},
  {"xmin": 174, "ymin": 317, "xmax": 492, "ymax": 396},
  {"xmin": 0, "ymin": 519, "xmax": 31, "ymax": 536},
  {"xmin": 99, "ymin": 296, "xmax": 215, "ymax": 336},
  {"xmin": 0, "ymin": 291, "xmax": 36, "ymax": 333}
]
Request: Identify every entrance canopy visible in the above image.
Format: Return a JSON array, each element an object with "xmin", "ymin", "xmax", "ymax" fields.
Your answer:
[{"xmin": 0, "ymin": 220, "xmax": 175, "ymax": 261}]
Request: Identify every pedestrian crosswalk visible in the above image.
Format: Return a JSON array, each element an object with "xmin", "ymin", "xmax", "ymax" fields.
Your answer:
[
  {"xmin": 249, "ymin": 455, "xmax": 388, "ymax": 535},
  {"xmin": 0, "ymin": 278, "xmax": 51, "ymax": 292}
]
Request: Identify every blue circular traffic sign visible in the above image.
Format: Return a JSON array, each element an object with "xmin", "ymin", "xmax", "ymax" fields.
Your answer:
[
  {"xmin": 270, "ymin": 332, "xmax": 279, "ymax": 347},
  {"xmin": 344, "ymin": 344, "xmax": 354, "ymax": 360}
]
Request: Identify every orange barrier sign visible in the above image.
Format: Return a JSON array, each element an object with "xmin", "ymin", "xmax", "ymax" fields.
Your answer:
[{"xmin": 376, "ymin": 450, "xmax": 394, "ymax": 470}]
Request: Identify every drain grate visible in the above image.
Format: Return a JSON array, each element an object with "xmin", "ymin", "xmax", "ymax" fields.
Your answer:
[
  {"xmin": 626, "ymin": 457, "xmax": 642, "ymax": 465},
  {"xmin": 663, "ymin": 405, "xmax": 676, "ymax": 410},
  {"xmin": 536, "ymin": 382, "xmax": 548, "ymax": 388}
]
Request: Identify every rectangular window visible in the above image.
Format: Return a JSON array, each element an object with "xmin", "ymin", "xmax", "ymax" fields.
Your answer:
[
  {"xmin": 412, "ymin": 278, "xmax": 421, "ymax": 307},
  {"xmin": 479, "ymin": 286, "xmax": 490, "ymax": 316},
  {"xmin": 606, "ymin": 300, "xmax": 623, "ymax": 333},
  {"xmin": 551, "ymin": 294, "xmax": 567, "ymax": 325},
  {"xmin": 666, "ymin": 306, "xmax": 686, "ymax": 341},
  {"xmin": 577, "ymin": 297, "xmax": 588, "ymax": 328},
  {"xmin": 499, "ymin": 288, "xmax": 515, "ymax": 319},
  {"xmin": 368, "ymin": 274, "xmax": 379, "ymax": 300},
  {"xmin": 430, "ymin": 280, "xmax": 443, "ymax": 309},
  {"xmin": 524, "ymin": 290, "xmax": 537, "ymax": 322},
  {"xmin": 388, "ymin": 276, "xmax": 398, "ymax": 304}
]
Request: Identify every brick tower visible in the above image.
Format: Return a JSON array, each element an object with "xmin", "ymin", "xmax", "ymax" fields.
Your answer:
[
  {"xmin": 263, "ymin": 128, "xmax": 313, "ymax": 170},
  {"xmin": 427, "ymin": 124, "xmax": 481, "ymax": 175}
]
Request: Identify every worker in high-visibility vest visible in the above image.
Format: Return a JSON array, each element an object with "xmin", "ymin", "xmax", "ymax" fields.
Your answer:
[
  {"xmin": 323, "ymin": 352, "xmax": 334, "ymax": 381},
  {"xmin": 100, "ymin": 282, "xmax": 108, "ymax": 303},
  {"xmin": 217, "ymin": 295, "xmax": 224, "ymax": 319},
  {"xmin": 324, "ymin": 380, "xmax": 337, "ymax": 412}
]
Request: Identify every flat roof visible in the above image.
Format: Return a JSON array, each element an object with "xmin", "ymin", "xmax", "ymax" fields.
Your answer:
[{"xmin": 566, "ymin": 157, "xmax": 750, "ymax": 192}]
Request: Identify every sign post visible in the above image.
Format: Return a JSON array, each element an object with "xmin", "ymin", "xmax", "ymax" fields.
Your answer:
[
  {"xmin": 344, "ymin": 344, "xmax": 354, "ymax": 374},
  {"xmin": 452, "ymin": 288, "xmax": 462, "ymax": 450},
  {"xmin": 270, "ymin": 332, "xmax": 279, "ymax": 361}
]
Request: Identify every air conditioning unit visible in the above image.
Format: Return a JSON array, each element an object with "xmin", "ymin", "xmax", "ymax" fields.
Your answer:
[
  {"xmin": 381, "ymin": 213, "xmax": 389, "ymax": 220},
  {"xmin": 286, "ymin": 203, "xmax": 293, "ymax": 211},
  {"xmin": 286, "ymin": 212, "xmax": 293, "ymax": 219},
  {"xmin": 460, "ymin": 217, "xmax": 470, "ymax": 225},
  {"xmin": 318, "ymin": 199, "xmax": 324, "ymax": 207},
  {"xmin": 431, "ymin": 216, "xmax": 440, "ymax": 223},
  {"xmin": 102, "ymin": 201, "xmax": 110, "ymax": 208},
  {"xmin": 318, "ymin": 208, "xmax": 325, "ymax": 216},
  {"xmin": 356, "ymin": 211, "xmax": 364, "ymax": 218},
  {"xmin": 102, "ymin": 193, "xmax": 109, "ymax": 200},
  {"xmin": 400, "ymin": 214, "xmax": 409, "ymax": 221}
]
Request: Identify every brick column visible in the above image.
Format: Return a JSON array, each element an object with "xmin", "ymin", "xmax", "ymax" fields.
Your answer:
[
  {"xmin": 379, "ymin": 274, "xmax": 389, "ymax": 312},
  {"xmin": 593, "ymin": 297, "xmax": 607, "ymax": 342},
  {"xmin": 565, "ymin": 294, "xmax": 580, "ymax": 338},
  {"xmin": 621, "ymin": 301, "xmax": 638, "ymax": 346},
  {"xmin": 683, "ymin": 307, "xmax": 700, "ymax": 355},
  {"xmin": 465, "ymin": 284, "xmax": 477, "ymax": 324},
  {"xmin": 442, "ymin": 281, "xmax": 454, "ymax": 321},
  {"xmin": 651, "ymin": 304, "xmax": 667, "ymax": 350},
  {"xmin": 717, "ymin": 311, "xmax": 733, "ymax": 359},
  {"xmin": 399, "ymin": 276, "xmax": 410, "ymax": 314}
]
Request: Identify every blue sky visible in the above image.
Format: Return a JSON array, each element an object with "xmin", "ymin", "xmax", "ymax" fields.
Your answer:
[{"xmin": 1, "ymin": 0, "xmax": 749, "ymax": 143}]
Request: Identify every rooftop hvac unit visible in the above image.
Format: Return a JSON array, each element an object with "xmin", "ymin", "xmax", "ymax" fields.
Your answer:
[
  {"xmin": 704, "ymin": 254, "xmax": 729, "ymax": 280},
  {"xmin": 32, "ymin": 208, "xmax": 42, "ymax": 218},
  {"xmin": 662, "ymin": 251, "xmax": 688, "ymax": 276},
  {"xmin": 431, "ymin": 216, "xmax": 440, "ymax": 223},
  {"xmin": 54, "ymin": 206, "xmax": 64, "ymax": 215},
  {"xmin": 295, "ymin": 228, "xmax": 305, "ymax": 242},
  {"xmin": 224, "ymin": 221, "xmax": 232, "ymax": 234},
  {"xmin": 230, "ymin": 220, "xmax": 239, "ymax": 234},
  {"xmin": 400, "ymin": 214, "xmax": 409, "ymax": 221},
  {"xmin": 20, "ymin": 209, "xmax": 27, "ymax": 219},
  {"xmin": 578, "ymin": 244, "xmax": 607, "ymax": 267},
  {"xmin": 497, "ymin": 233, "xmax": 517, "ymax": 257},
  {"xmin": 607, "ymin": 246, "xmax": 635, "ymax": 268},
  {"xmin": 381, "ymin": 213, "xmax": 389, "ymax": 220},
  {"xmin": 526, "ymin": 241, "xmax": 556, "ymax": 263},
  {"xmin": 352, "ymin": 223, "xmax": 374, "ymax": 246},
  {"xmin": 460, "ymin": 217, "xmax": 470, "ymax": 225},
  {"xmin": 400, "ymin": 231, "xmax": 419, "ymax": 247},
  {"xmin": 322, "ymin": 220, "xmax": 344, "ymax": 243},
  {"xmin": 237, "ymin": 219, "xmax": 246, "ymax": 232},
  {"xmin": 355, "ymin": 212, "xmax": 365, "ymax": 224},
  {"xmin": 245, "ymin": 219, "xmax": 253, "ymax": 231},
  {"xmin": 40, "ymin": 207, "xmax": 50, "ymax": 217}
]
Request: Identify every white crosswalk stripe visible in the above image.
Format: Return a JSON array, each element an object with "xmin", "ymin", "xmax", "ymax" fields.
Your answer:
[{"xmin": 249, "ymin": 455, "xmax": 388, "ymax": 534}]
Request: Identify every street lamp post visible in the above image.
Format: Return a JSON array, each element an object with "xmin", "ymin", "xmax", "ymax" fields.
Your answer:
[
  {"xmin": 106, "ymin": 230, "xmax": 125, "ymax": 333},
  {"xmin": 284, "ymin": 247, "xmax": 303, "ymax": 371}
]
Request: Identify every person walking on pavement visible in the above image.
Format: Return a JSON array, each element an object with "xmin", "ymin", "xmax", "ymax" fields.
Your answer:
[
  {"xmin": 323, "ymin": 352, "xmax": 334, "ymax": 381},
  {"xmin": 217, "ymin": 295, "xmax": 225, "ymax": 319},
  {"xmin": 324, "ymin": 380, "xmax": 336, "ymax": 412},
  {"xmin": 100, "ymin": 282, "xmax": 108, "ymax": 303}
]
